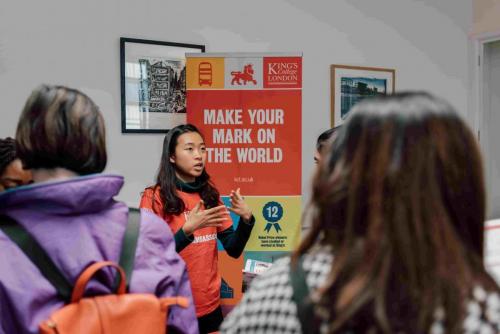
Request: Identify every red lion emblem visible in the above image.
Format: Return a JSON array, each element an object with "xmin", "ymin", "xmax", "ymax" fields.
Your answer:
[{"xmin": 231, "ymin": 64, "xmax": 257, "ymax": 85}]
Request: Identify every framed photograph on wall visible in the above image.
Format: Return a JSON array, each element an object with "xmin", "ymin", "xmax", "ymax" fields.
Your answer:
[
  {"xmin": 331, "ymin": 65, "xmax": 395, "ymax": 127},
  {"xmin": 120, "ymin": 37, "xmax": 205, "ymax": 133}
]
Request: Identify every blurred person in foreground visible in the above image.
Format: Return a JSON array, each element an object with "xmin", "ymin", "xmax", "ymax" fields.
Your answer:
[
  {"xmin": 0, "ymin": 85, "xmax": 198, "ymax": 333},
  {"xmin": 221, "ymin": 92, "xmax": 500, "ymax": 333}
]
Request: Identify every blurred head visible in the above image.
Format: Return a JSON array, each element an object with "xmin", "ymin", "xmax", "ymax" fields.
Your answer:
[
  {"xmin": 314, "ymin": 126, "xmax": 341, "ymax": 164},
  {"xmin": 298, "ymin": 92, "xmax": 494, "ymax": 332},
  {"xmin": 0, "ymin": 137, "xmax": 32, "ymax": 191},
  {"xmin": 16, "ymin": 85, "xmax": 107, "ymax": 175},
  {"xmin": 155, "ymin": 124, "xmax": 219, "ymax": 214}
]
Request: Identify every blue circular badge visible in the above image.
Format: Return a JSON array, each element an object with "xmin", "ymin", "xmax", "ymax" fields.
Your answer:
[{"xmin": 262, "ymin": 201, "xmax": 283, "ymax": 223}]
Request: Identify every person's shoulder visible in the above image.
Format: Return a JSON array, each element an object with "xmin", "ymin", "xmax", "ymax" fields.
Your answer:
[
  {"xmin": 221, "ymin": 256, "xmax": 301, "ymax": 333},
  {"xmin": 250, "ymin": 248, "xmax": 333, "ymax": 291},
  {"xmin": 247, "ymin": 256, "xmax": 291, "ymax": 293},
  {"xmin": 141, "ymin": 185, "xmax": 160, "ymax": 198},
  {"xmin": 461, "ymin": 285, "xmax": 500, "ymax": 331},
  {"xmin": 139, "ymin": 186, "xmax": 164, "ymax": 212},
  {"xmin": 301, "ymin": 246, "xmax": 334, "ymax": 288}
]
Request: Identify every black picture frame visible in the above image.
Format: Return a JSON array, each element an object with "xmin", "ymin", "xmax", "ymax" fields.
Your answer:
[{"xmin": 120, "ymin": 37, "xmax": 205, "ymax": 133}]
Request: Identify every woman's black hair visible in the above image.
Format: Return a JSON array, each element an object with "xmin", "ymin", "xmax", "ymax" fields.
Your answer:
[
  {"xmin": 153, "ymin": 124, "xmax": 220, "ymax": 215},
  {"xmin": 316, "ymin": 126, "xmax": 342, "ymax": 152},
  {"xmin": 0, "ymin": 137, "xmax": 17, "ymax": 176}
]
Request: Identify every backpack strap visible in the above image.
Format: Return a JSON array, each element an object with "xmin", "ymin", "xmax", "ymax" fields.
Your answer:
[
  {"xmin": 115, "ymin": 208, "xmax": 141, "ymax": 291},
  {"xmin": 290, "ymin": 256, "xmax": 321, "ymax": 334},
  {"xmin": 0, "ymin": 215, "xmax": 72, "ymax": 302},
  {"xmin": 0, "ymin": 208, "xmax": 141, "ymax": 301}
]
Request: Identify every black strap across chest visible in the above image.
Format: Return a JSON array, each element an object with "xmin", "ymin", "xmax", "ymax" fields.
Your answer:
[{"xmin": 0, "ymin": 208, "xmax": 141, "ymax": 302}]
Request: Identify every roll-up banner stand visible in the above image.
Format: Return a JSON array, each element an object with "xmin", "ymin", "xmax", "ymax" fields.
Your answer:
[{"xmin": 186, "ymin": 52, "xmax": 302, "ymax": 311}]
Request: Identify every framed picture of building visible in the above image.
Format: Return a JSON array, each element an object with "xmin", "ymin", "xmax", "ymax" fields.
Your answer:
[
  {"xmin": 120, "ymin": 38, "xmax": 205, "ymax": 133},
  {"xmin": 330, "ymin": 65, "xmax": 395, "ymax": 127}
]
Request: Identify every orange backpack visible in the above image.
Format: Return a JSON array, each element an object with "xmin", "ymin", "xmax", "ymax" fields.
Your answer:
[{"xmin": 0, "ymin": 209, "xmax": 189, "ymax": 334}]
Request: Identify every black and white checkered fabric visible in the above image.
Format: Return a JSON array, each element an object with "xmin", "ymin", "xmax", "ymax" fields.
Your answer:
[
  {"xmin": 220, "ymin": 247, "xmax": 500, "ymax": 334},
  {"xmin": 220, "ymin": 248, "xmax": 332, "ymax": 333}
]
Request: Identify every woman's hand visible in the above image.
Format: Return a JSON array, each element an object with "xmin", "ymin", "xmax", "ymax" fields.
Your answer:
[
  {"xmin": 228, "ymin": 188, "xmax": 252, "ymax": 222},
  {"xmin": 182, "ymin": 200, "xmax": 228, "ymax": 236}
]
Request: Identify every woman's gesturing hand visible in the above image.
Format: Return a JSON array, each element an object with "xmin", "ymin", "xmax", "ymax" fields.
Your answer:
[
  {"xmin": 228, "ymin": 188, "xmax": 252, "ymax": 222},
  {"xmin": 182, "ymin": 200, "xmax": 228, "ymax": 236}
]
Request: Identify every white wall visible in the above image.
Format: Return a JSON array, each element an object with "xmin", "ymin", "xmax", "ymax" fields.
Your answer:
[{"xmin": 0, "ymin": 0, "xmax": 472, "ymax": 207}]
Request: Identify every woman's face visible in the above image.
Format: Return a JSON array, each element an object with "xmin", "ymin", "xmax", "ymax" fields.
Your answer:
[
  {"xmin": 0, "ymin": 158, "xmax": 32, "ymax": 192},
  {"xmin": 170, "ymin": 132, "xmax": 207, "ymax": 183}
]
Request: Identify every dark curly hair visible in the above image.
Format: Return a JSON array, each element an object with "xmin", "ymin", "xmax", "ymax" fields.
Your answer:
[{"xmin": 0, "ymin": 137, "xmax": 17, "ymax": 176}]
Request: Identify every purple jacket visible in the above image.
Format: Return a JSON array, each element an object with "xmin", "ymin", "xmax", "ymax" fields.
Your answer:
[{"xmin": 0, "ymin": 174, "xmax": 199, "ymax": 334}]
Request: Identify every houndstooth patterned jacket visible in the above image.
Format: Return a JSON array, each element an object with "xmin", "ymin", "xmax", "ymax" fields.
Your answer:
[{"xmin": 220, "ymin": 247, "xmax": 500, "ymax": 334}]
